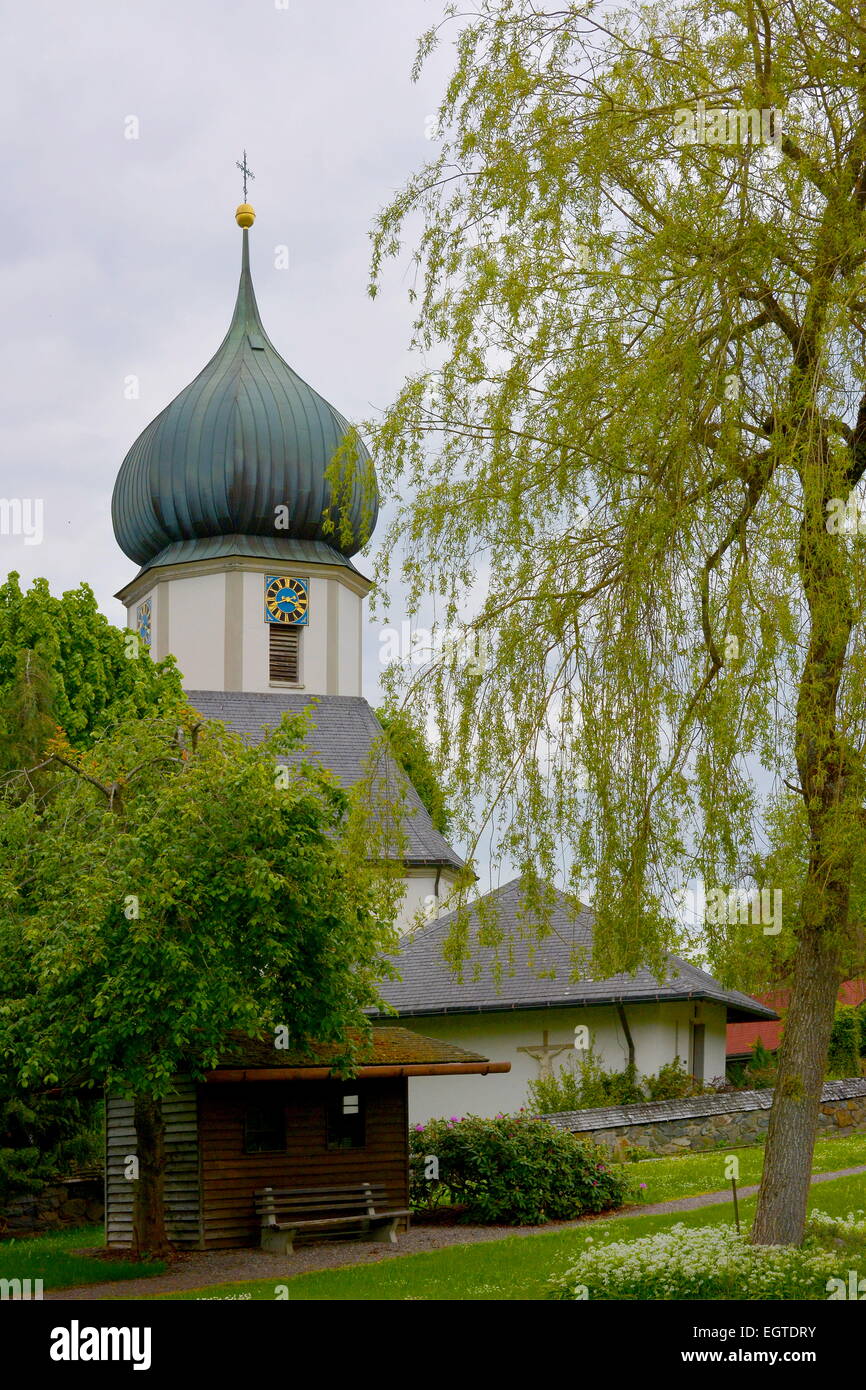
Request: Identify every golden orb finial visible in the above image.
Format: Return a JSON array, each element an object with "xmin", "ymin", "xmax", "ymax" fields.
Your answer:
[{"xmin": 236, "ymin": 203, "xmax": 255, "ymax": 228}]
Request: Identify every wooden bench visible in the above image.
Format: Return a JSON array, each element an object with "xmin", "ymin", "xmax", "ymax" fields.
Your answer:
[{"xmin": 254, "ymin": 1183, "xmax": 411, "ymax": 1255}]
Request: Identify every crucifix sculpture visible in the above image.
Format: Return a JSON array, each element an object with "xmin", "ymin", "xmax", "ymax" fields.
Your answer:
[
  {"xmin": 236, "ymin": 149, "xmax": 255, "ymax": 202},
  {"xmin": 516, "ymin": 1029, "xmax": 573, "ymax": 1080}
]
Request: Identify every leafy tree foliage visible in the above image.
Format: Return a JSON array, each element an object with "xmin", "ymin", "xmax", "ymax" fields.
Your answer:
[
  {"xmin": 375, "ymin": 703, "xmax": 453, "ymax": 836},
  {"xmin": 0, "ymin": 572, "xmax": 182, "ymax": 753},
  {"xmin": 827, "ymin": 1002, "xmax": 866, "ymax": 1074},
  {"xmin": 0, "ymin": 574, "xmax": 184, "ymax": 1206},
  {"xmin": 367, "ymin": 0, "xmax": 866, "ymax": 1243},
  {"xmin": 0, "ymin": 707, "xmax": 400, "ymax": 1253}
]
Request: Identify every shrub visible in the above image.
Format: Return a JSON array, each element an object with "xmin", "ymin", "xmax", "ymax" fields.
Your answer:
[
  {"xmin": 744, "ymin": 1040, "xmax": 777, "ymax": 1088},
  {"xmin": 529, "ymin": 1048, "xmax": 711, "ymax": 1115},
  {"xmin": 546, "ymin": 1211, "xmax": 866, "ymax": 1301},
  {"xmin": 612, "ymin": 1142, "xmax": 656, "ymax": 1163},
  {"xmin": 526, "ymin": 1064, "xmax": 586, "ymax": 1114},
  {"xmin": 828, "ymin": 1005, "xmax": 863, "ymax": 1076},
  {"xmin": 536, "ymin": 1047, "xmax": 644, "ymax": 1108},
  {"xmin": 643, "ymin": 1057, "xmax": 708, "ymax": 1101},
  {"xmin": 409, "ymin": 1112, "xmax": 633, "ymax": 1224},
  {"xmin": 0, "ymin": 1090, "xmax": 102, "ymax": 1206}
]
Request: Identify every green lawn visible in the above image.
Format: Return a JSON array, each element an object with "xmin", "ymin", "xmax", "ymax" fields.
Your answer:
[
  {"xmin": 0, "ymin": 1225, "xmax": 166, "ymax": 1291},
  {"xmin": 8, "ymin": 1130, "xmax": 862, "ymax": 1297},
  {"xmin": 158, "ymin": 1172, "xmax": 866, "ymax": 1302},
  {"xmin": 626, "ymin": 1129, "xmax": 866, "ymax": 1205}
]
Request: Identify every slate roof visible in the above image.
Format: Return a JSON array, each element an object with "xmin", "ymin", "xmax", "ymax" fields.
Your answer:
[
  {"xmin": 374, "ymin": 878, "xmax": 778, "ymax": 1022},
  {"xmin": 185, "ymin": 690, "xmax": 464, "ymax": 871},
  {"xmin": 213, "ymin": 1026, "xmax": 490, "ymax": 1070},
  {"xmin": 546, "ymin": 1077, "xmax": 866, "ymax": 1133}
]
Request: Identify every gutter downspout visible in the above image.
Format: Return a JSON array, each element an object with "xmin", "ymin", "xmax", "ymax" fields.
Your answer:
[{"xmin": 616, "ymin": 1003, "xmax": 636, "ymax": 1070}]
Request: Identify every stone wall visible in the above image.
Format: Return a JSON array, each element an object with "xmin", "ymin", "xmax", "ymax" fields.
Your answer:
[
  {"xmin": 546, "ymin": 1077, "xmax": 866, "ymax": 1155},
  {"xmin": 0, "ymin": 1176, "xmax": 104, "ymax": 1238}
]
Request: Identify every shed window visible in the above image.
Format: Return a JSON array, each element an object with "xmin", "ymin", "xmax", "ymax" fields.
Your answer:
[
  {"xmin": 269, "ymin": 625, "xmax": 301, "ymax": 683},
  {"xmin": 327, "ymin": 1091, "xmax": 366, "ymax": 1150},
  {"xmin": 244, "ymin": 1105, "xmax": 286, "ymax": 1154}
]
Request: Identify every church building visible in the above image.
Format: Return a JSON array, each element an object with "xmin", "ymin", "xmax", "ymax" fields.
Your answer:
[
  {"xmin": 103, "ymin": 197, "xmax": 509, "ymax": 1250},
  {"xmin": 111, "ymin": 198, "xmax": 461, "ymax": 933},
  {"xmin": 109, "ymin": 196, "xmax": 775, "ymax": 1159}
]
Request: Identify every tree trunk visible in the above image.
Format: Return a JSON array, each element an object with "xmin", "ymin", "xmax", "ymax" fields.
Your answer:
[
  {"xmin": 750, "ymin": 925, "xmax": 842, "ymax": 1245},
  {"xmin": 132, "ymin": 1094, "xmax": 172, "ymax": 1259},
  {"xmin": 752, "ymin": 415, "xmax": 853, "ymax": 1245}
]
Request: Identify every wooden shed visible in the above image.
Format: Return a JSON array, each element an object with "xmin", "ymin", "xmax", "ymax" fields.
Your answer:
[{"xmin": 105, "ymin": 1028, "xmax": 508, "ymax": 1249}]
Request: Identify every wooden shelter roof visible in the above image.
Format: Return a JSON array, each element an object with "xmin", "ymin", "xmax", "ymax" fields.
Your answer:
[{"xmin": 205, "ymin": 1026, "xmax": 509, "ymax": 1082}]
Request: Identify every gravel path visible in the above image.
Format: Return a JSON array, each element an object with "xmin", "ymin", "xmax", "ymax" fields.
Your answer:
[{"xmin": 48, "ymin": 1163, "xmax": 866, "ymax": 1301}]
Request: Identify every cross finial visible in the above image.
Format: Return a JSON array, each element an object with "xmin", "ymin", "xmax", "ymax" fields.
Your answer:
[{"xmin": 236, "ymin": 150, "xmax": 255, "ymax": 202}]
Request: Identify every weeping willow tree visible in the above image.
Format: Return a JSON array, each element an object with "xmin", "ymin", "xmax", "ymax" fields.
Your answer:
[{"xmin": 366, "ymin": 0, "xmax": 866, "ymax": 1245}]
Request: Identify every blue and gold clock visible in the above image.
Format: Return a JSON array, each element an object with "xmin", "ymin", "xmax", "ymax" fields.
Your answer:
[
  {"xmin": 136, "ymin": 598, "xmax": 152, "ymax": 647},
  {"xmin": 264, "ymin": 576, "xmax": 309, "ymax": 625}
]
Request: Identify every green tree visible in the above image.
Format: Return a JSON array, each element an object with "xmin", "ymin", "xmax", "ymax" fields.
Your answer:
[
  {"xmin": 0, "ymin": 647, "xmax": 58, "ymax": 777},
  {"xmin": 0, "ymin": 575, "xmax": 184, "ymax": 1193},
  {"xmin": 0, "ymin": 707, "xmax": 399, "ymax": 1255},
  {"xmin": 715, "ymin": 789, "xmax": 866, "ymax": 998},
  {"xmin": 367, "ymin": 0, "xmax": 866, "ymax": 1244},
  {"xmin": 827, "ymin": 1004, "xmax": 863, "ymax": 1074},
  {"xmin": 376, "ymin": 703, "xmax": 453, "ymax": 835},
  {"xmin": 0, "ymin": 572, "xmax": 182, "ymax": 750}
]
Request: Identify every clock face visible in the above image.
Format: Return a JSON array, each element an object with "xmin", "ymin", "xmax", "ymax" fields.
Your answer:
[
  {"xmin": 264, "ymin": 576, "xmax": 309, "ymax": 625},
  {"xmin": 136, "ymin": 598, "xmax": 152, "ymax": 647}
]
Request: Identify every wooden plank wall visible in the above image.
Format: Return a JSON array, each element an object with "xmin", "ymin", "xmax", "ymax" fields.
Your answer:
[
  {"xmin": 105, "ymin": 1082, "xmax": 202, "ymax": 1248},
  {"xmin": 198, "ymin": 1078, "xmax": 409, "ymax": 1249}
]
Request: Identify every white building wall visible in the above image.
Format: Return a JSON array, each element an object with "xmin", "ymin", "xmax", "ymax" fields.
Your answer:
[
  {"xmin": 127, "ymin": 566, "xmax": 364, "ymax": 697},
  {"xmin": 128, "ymin": 572, "xmax": 226, "ymax": 689},
  {"xmin": 394, "ymin": 870, "xmax": 461, "ymax": 936},
  {"xmin": 337, "ymin": 580, "xmax": 362, "ymax": 696},
  {"xmin": 703, "ymin": 1004, "xmax": 728, "ymax": 1081},
  {"xmin": 238, "ymin": 569, "xmax": 268, "ymax": 691},
  {"xmin": 389, "ymin": 1000, "xmax": 729, "ymax": 1124}
]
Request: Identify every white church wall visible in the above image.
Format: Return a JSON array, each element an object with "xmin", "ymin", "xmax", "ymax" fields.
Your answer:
[
  {"xmin": 392, "ymin": 1000, "xmax": 730, "ymax": 1125},
  {"xmin": 394, "ymin": 870, "xmax": 460, "ymax": 936},
  {"xmin": 127, "ymin": 563, "xmax": 367, "ymax": 697},
  {"xmin": 703, "ymin": 1004, "xmax": 728, "ymax": 1080},
  {"xmin": 139, "ymin": 571, "xmax": 225, "ymax": 688},
  {"xmin": 336, "ymin": 580, "xmax": 362, "ymax": 696},
  {"xmin": 238, "ymin": 569, "xmax": 268, "ymax": 692}
]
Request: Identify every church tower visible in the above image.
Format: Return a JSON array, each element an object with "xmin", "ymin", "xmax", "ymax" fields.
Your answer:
[
  {"xmin": 112, "ymin": 200, "xmax": 376, "ymax": 696},
  {"xmin": 111, "ymin": 196, "xmax": 463, "ymax": 929}
]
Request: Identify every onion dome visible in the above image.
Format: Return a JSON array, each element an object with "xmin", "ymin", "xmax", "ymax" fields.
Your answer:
[{"xmin": 112, "ymin": 205, "xmax": 378, "ymax": 573}]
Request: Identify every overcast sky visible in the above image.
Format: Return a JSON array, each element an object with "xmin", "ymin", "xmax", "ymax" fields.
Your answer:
[{"xmin": 0, "ymin": 0, "xmax": 456, "ymax": 701}]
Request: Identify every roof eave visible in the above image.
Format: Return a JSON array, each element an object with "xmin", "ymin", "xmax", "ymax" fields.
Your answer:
[
  {"xmin": 377, "ymin": 992, "xmax": 779, "ymax": 1021},
  {"xmin": 204, "ymin": 1061, "xmax": 511, "ymax": 1082}
]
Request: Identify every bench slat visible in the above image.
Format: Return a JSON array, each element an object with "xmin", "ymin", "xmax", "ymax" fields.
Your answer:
[
  {"xmin": 255, "ymin": 1189, "xmax": 383, "ymax": 1200},
  {"xmin": 267, "ymin": 1209, "xmax": 412, "ymax": 1233},
  {"xmin": 256, "ymin": 1191, "xmax": 384, "ymax": 1202},
  {"xmin": 256, "ymin": 1196, "xmax": 384, "ymax": 1207},
  {"xmin": 255, "ymin": 1198, "xmax": 380, "ymax": 1211},
  {"xmin": 268, "ymin": 1215, "xmax": 378, "ymax": 1232}
]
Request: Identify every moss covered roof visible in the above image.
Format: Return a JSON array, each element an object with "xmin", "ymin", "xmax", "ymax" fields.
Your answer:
[{"xmin": 214, "ymin": 1026, "xmax": 488, "ymax": 1071}]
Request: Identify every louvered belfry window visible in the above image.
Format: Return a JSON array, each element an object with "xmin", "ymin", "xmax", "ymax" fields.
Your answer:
[{"xmin": 269, "ymin": 624, "xmax": 300, "ymax": 683}]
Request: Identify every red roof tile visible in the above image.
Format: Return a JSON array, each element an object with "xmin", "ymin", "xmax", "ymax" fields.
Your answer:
[{"xmin": 727, "ymin": 978, "xmax": 866, "ymax": 1056}]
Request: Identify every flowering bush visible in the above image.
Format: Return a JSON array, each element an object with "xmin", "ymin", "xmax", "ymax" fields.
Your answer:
[
  {"xmin": 547, "ymin": 1212, "xmax": 866, "ymax": 1300},
  {"xmin": 409, "ymin": 1111, "xmax": 633, "ymax": 1224},
  {"xmin": 807, "ymin": 1208, "xmax": 866, "ymax": 1244}
]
